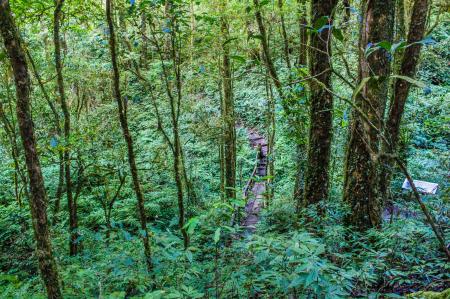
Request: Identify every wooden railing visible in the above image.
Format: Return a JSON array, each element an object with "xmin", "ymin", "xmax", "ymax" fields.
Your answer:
[
  {"xmin": 243, "ymin": 146, "xmax": 261, "ymax": 199},
  {"xmin": 231, "ymin": 145, "xmax": 263, "ymax": 226}
]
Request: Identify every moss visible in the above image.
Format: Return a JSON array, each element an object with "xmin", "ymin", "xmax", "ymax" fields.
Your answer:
[{"xmin": 407, "ymin": 288, "xmax": 450, "ymax": 299}]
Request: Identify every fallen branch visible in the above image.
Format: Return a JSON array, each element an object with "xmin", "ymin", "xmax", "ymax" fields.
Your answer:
[{"xmin": 395, "ymin": 157, "xmax": 450, "ymax": 261}]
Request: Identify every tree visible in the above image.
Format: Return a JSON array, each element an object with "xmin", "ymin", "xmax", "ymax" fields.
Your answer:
[
  {"xmin": 105, "ymin": 0, "xmax": 152, "ymax": 271},
  {"xmin": 302, "ymin": 0, "xmax": 338, "ymax": 205},
  {"xmin": 277, "ymin": 0, "xmax": 291, "ymax": 70},
  {"xmin": 380, "ymin": 0, "xmax": 429, "ymax": 202},
  {"xmin": 293, "ymin": 0, "xmax": 308, "ymax": 206},
  {"xmin": 25, "ymin": 49, "xmax": 65, "ymax": 225},
  {"xmin": 0, "ymin": 1, "xmax": 62, "ymax": 297},
  {"xmin": 53, "ymin": 0, "xmax": 80, "ymax": 255},
  {"xmin": 220, "ymin": 0, "xmax": 236, "ymax": 201},
  {"xmin": 343, "ymin": 0, "xmax": 394, "ymax": 229}
]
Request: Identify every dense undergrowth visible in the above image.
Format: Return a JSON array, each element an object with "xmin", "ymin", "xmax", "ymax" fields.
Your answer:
[{"xmin": 1, "ymin": 3, "xmax": 449, "ymax": 298}]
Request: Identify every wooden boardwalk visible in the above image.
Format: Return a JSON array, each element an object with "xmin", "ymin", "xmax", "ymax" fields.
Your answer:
[{"xmin": 242, "ymin": 128, "xmax": 268, "ymax": 233}]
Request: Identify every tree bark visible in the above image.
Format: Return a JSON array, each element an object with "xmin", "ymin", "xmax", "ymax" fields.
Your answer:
[
  {"xmin": 220, "ymin": 2, "xmax": 236, "ymax": 200},
  {"xmin": 254, "ymin": 0, "xmax": 284, "ymax": 100},
  {"xmin": 278, "ymin": 0, "xmax": 291, "ymax": 70},
  {"xmin": 25, "ymin": 49, "xmax": 65, "ymax": 225},
  {"xmin": 0, "ymin": 2, "xmax": 62, "ymax": 297},
  {"xmin": 293, "ymin": 0, "xmax": 308, "ymax": 207},
  {"xmin": 343, "ymin": 0, "xmax": 394, "ymax": 229},
  {"xmin": 302, "ymin": 0, "xmax": 338, "ymax": 205},
  {"xmin": 105, "ymin": 0, "xmax": 152, "ymax": 271},
  {"xmin": 54, "ymin": 0, "xmax": 80, "ymax": 254},
  {"xmin": 297, "ymin": 0, "xmax": 308, "ymax": 67},
  {"xmin": 343, "ymin": 0, "xmax": 351, "ymax": 24},
  {"xmin": 380, "ymin": 0, "xmax": 429, "ymax": 202}
]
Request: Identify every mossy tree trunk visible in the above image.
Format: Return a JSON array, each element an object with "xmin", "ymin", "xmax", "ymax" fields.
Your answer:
[
  {"xmin": 105, "ymin": 0, "xmax": 152, "ymax": 271},
  {"xmin": 0, "ymin": 1, "xmax": 63, "ymax": 297},
  {"xmin": 380, "ymin": 0, "xmax": 429, "ymax": 203},
  {"xmin": 54, "ymin": 0, "xmax": 80, "ymax": 254},
  {"xmin": 343, "ymin": 0, "xmax": 394, "ymax": 229},
  {"xmin": 303, "ymin": 0, "xmax": 338, "ymax": 206},
  {"xmin": 220, "ymin": 1, "xmax": 236, "ymax": 201}
]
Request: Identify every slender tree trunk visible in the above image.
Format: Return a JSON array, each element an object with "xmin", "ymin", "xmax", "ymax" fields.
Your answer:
[
  {"xmin": 302, "ymin": 0, "xmax": 338, "ymax": 205},
  {"xmin": 180, "ymin": 148, "xmax": 197, "ymax": 204},
  {"xmin": 343, "ymin": 0, "xmax": 394, "ymax": 229},
  {"xmin": 54, "ymin": 0, "xmax": 79, "ymax": 253},
  {"xmin": 380, "ymin": 0, "xmax": 429, "ymax": 202},
  {"xmin": 25, "ymin": 49, "xmax": 65, "ymax": 224},
  {"xmin": 0, "ymin": 75, "xmax": 30, "ymax": 205},
  {"xmin": 254, "ymin": 0, "xmax": 284, "ymax": 100},
  {"xmin": 146, "ymin": 9, "xmax": 189, "ymax": 248},
  {"xmin": 0, "ymin": 99, "xmax": 28, "ymax": 206},
  {"xmin": 297, "ymin": 0, "xmax": 308, "ymax": 67},
  {"xmin": 140, "ymin": 12, "xmax": 148, "ymax": 68},
  {"xmin": 395, "ymin": 0, "xmax": 406, "ymax": 41},
  {"xmin": 219, "ymin": 79, "xmax": 225, "ymax": 201},
  {"xmin": 278, "ymin": 0, "xmax": 291, "ymax": 70},
  {"xmin": 105, "ymin": 0, "xmax": 152, "ymax": 271},
  {"xmin": 293, "ymin": 0, "xmax": 308, "ymax": 206},
  {"xmin": 220, "ymin": 2, "xmax": 236, "ymax": 200},
  {"xmin": 266, "ymin": 78, "xmax": 275, "ymax": 202},
  {"xmin": 0, "ymin": 2, "xmax": 62, "ymax": 297},
  {"xmin": 173, "ymin": 130, "xmax": 189, "ymax": 249}
]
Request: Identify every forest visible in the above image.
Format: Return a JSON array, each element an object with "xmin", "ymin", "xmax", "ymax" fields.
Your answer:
[{"xmin": 0, "ymin": 0, "xmax": 449, "ymax": 298}]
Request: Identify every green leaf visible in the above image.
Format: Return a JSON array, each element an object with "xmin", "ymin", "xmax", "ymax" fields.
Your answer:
[
  {"xmin": 214, "ymin": 227, "xmax": 221, "ymax": 244},
  {"xmin": 390, "ymin": 41, "xmax": 406, "ymax": 54},
  {"xmin": 378, "ymin": 41, "xmax": 392, "ymax": 51},
  {"xmin": 185, "ymin": 250, "xmax": 193, "ymax": 263},
  {"xmin": 332, "ymin": 28, "xmax": 344, "ymax": 42},
  {"xmin": 230, "ymin": 55, "xmax": 246, "ymax": 64},
  {"xmin": 259, "ymin": 0, "xmax": 270, "ymax": 7},
  {"xmin": 248, "ymin": 33, "xmax": 263, "ymax": 41},
  {"xmin": 364, "ymin": 45, "xmax": 379, "ymax": 58},
  {"xmin": 288, "ymin": 275, "xmax": 305, "ymax": 288},
  {"xmin": 223, "ymin": 37, "xmax": 238, "ymax": 47},
  {"xmin": 352, "ymin": 76, "xmax": 374, "ymax": 101},
  {"xmin": 183, "ymin": 217, "xmax": 200, "ymax": 235},
  {"xmin": 313, "ymin": 16, "xmax": 329, "ymax": 31},
  {"xmin": 391, "ymin": 75, "xmax": 426, "ymax": 88}
]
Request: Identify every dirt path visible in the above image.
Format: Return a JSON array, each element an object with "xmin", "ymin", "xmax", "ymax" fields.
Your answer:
[{"xmin": 241, "ymin": 128, "xmax": 268, "ymax": 234}]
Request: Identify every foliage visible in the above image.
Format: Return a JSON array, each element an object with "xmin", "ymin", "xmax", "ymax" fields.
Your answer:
[{"xmin": 0, "ymin": 0, "xmax": 449, "ymax": 298}]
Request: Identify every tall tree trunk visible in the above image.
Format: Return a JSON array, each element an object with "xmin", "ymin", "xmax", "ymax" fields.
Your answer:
[
  {"xmin": 343, "ymin": 0, "xmax": 394, "ymax": 229},
  {"xmin": 253, "ymin": 0, "xmax": 284, "ymax": 100},
  {"xmin": 25, "ymin": 49, "xmax": 65, "ymax": 224},
  {"xmin": 105, "ymin": 0, "xmax": 152, "ymax": 271},
  {"xmin": 146, "ymin": 8, "xmax": 189, "ymax": 248},
  {"xmin": 278, "ymin": 0, "xmax": 291, "ymax": 70},
  {"xmin": 265, "ymin": 76, "xmax": 275, "ymax": 203},
  {"xmin": 168, "ymin": 12, "xmax": 190, "ymax": 249},
  {"xmin": 219, "ymin": 79, "xmax": 225, "ymax": 201},
  {"xmin": 380, "ymin": 0, "xmax": 429, "ymax": 202},
  {"xmin": 293, "ymin": 0, "xmax": 308, "ymax": 206},
  {"xmin": 395, "ymin": 0, "xmax": 406, "ymax": 41},
  {"xmin": 302, "ymin": 0, "xmax": 338, "ymax": 206},
  {"xmin": 297, "ymin": 0, "xmax": 308, "ymax": 67},
  {"xmin": 0, "ymin": 2, "xmax": 62, "ymax": 297},
  {"xmin": 54, "ymin": 0, "xmax": 79, "ymax": 254},
  {"xmin": 220, "ymin": 2, "xmax": 236, "ymax": 200}
]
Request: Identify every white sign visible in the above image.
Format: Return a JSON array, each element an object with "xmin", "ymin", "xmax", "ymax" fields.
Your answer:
[{"xmin": 402, "ymin": 179, "xmax": 439, "ymax": 195}]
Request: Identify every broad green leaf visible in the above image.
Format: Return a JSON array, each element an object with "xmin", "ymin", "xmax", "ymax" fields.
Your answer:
[
  {"xmin": 391, "ymin": 75, "xmax": 426, "ymax": 88},
  {"xmin": 214, "ymin": 227, "xmax": 221, "ymax": 244},
  {"xmin": 332, "ymin": 28, "xmax": 344, "ymax": 42}
]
